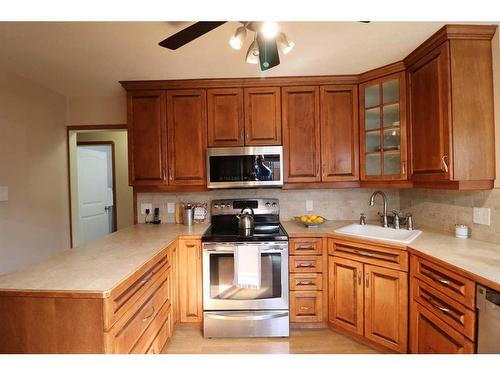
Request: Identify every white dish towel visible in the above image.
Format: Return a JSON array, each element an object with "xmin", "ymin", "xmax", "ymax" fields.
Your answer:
[{"xmin": 233, "ymin": 244, "xmax": 261, "ymax": 289}]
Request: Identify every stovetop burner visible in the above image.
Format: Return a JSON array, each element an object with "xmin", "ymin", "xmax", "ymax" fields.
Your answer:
[
  {"xmin": 202, "ymin": 223, "xmax": 288, "ymax": 243},
  {"xmin": 201, "ymin": 198, "xmax": 288, "ymax": 243}
]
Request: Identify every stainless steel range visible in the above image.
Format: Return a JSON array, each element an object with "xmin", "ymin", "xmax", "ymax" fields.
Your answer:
[{"xmin": 202, "ymin": 198, "xmax": 289, "ymax": 338}]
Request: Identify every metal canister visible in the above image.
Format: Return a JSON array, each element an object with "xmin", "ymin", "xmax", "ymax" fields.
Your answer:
[{"xmin": 183, "ymin": 204, "xmax": 194, "ymax": 226}]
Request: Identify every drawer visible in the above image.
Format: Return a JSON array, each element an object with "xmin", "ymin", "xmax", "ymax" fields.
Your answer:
[
  {"xmin": 290, "ymin": 238, "xmax": 323, "ymax": 255},
  {"xmin": 410, "ymin": 301, "xmax": 474, "ymax": 354},
  {"xmin": 130, "ymin": 299, "xmax": 171, "ymax": 354},
  {"xmin": 289, "ymin": 256, "xmax": 323, "ymax": 273},
  {"xmin": 290, "ymin": 291, "xmax": 323, "ymax": 322},
  {"xmin": 106, "ymin": 272, "xmax": 171, "ymax": 354},
  {"xmin": 290, "ymin": 273, "xmax": 323, "ymax": 291},
  {"xmin": 146, "ymin": 312, "xmax": 171, "ymax": 354},
  {"xmin": 330, "ymin": 239, "xmax": 408, "ymax": 271},
  {"xmin": 411, "ymin": 256, "xmax": 475, "ymax": 309},
  {"xmin": 104, "ymin": 250, "xmax": 170, "ymax": 330},
  {"xmin": 411, "ymin": 277, "xmax": 475, "ymax": 340}
]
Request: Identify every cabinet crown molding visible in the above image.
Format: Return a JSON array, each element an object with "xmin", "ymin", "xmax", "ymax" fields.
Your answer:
[{"xmin": 404, "ymin": 24, "xmax": 497, "ymax": 68}]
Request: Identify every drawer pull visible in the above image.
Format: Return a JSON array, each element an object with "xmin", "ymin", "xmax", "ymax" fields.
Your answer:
[
  {"xmin": 422, "ymin": 270, "xmax": 451, "ymax": 286},
  {"xmin": 297, "ymin": 280, "xmax": 315, "ymax": 286},
  {"xmin": 428, "ymin": 298, "xmax": 451, "ymax": 314},
  {"xmin": 300, "ymin": 306, "xmax": 312, "ymax": 310},
  {"xmin": 354, "ymin": 249, "xmax": 375, "ymax": 257},
  {"xmin": 297, "ymin": 262, "xmax": 314, "ymax": 268},
  {"xmin": 142, "ymin": 306, "xmax": 155, "ymax": 321},
  {"xmin": 140, "ymin": 274, "xmax": 153, "ymax": 285},
  {"xmin": 296, "ymin": 244, "xmax": 315, "ymax": 250}
]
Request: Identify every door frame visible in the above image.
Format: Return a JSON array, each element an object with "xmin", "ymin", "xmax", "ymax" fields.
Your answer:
[{"xmin": 66, "ymin": 124, "xmax": 127, "ymax": 247}]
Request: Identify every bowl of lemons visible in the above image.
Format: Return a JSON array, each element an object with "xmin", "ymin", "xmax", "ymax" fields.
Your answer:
[{"xmin": 296, "ymin": 214, "xmax": 326, "ymax": 228}]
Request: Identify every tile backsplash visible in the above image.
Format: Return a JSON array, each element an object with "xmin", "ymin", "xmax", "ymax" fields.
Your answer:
[
  {"xmin": 400, "ymin": 188, "xmax": 500, "ymax": 243},
  {"xmin": 136, "ymin": 188, "xmax": 400, "ymax": 224}
]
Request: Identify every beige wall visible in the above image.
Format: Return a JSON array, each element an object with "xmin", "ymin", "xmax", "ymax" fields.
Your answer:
[
  {"xmin": 75, "ymin": 131, "xmax": 133, "ymax": 231},
  {"xmin": 0, "ymin": 70, "xmax": 70, "ymax": 275},
  {"xmin": 66, "ymin": 96, "xmax": 126, "ymax": 125}
]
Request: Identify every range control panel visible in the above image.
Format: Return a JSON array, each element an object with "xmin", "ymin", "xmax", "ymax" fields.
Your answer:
[{"xmin": 211, "ymin": 198, "xmax": 279, "ymax": 216}]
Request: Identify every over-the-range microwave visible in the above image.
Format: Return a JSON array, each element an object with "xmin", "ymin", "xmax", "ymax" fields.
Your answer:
[{"xmin": 206, "ymin": 146, "xmax": 283, "ymax": 189}]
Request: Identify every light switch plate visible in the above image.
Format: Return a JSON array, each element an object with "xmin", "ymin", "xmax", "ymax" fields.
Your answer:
[
  {"xmin": 0, "ymin": 186, "xmax": 8, "ymax": 201},
  {"xmin": 306, "ymin": 200, "xmax": 313, "ymax": 212},
  {"xmin": 167, "ymin": 202, "xmax": 175, "ymax": 214},
  {"xmin": 473, "ymin": 207, "xmax": 491, "ymax": 226},
  {"xmin": 140, "ymin": 203, "xmax": 152, "ymax": 215}
]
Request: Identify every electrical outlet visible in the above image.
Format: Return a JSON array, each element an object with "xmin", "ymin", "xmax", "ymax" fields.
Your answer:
[
  {"xmin": 167, "ymin": 202, "xmax": 175, "ymax": 214},
  {"xmin": 0, "ymin": 186, "xmax": 7, "ymax": 202},
  {"xmin": 473, "ymin": 207, "xmax": 491, "ymax": 226},
  {"xmin": 306, "ymin": 200, "xmax": 313, "ymax": 212},
  {"xmin": 140, "ymin": 203, "xmax": 152, "ymax": 215}
]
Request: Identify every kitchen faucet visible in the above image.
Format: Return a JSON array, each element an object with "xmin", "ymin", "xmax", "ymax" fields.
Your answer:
[{"xmin": 369, "ymin": 191, "xmax": 388, "ymax": 228}]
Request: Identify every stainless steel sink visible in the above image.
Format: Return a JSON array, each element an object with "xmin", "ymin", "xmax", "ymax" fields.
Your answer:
[{"xmin": 334, "ymin": 224, "xmax": 422, "ymax": 244}]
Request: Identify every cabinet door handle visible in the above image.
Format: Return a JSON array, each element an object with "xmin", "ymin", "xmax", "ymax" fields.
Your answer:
[
  {"xmin": 402, "ymin": 161, "xmax": 406, "ymax": 175},
  {"xmin": 240, "ymin": 130, "xmax": 244, "ymax": 140},
  {"xmin": 357, "ymin": 273, "xmax": 362, "ymax": 286},
  {"xmin": 441, "ymin": 155, "xmax": 449, "ymax": 173},
  {"xmin": 365, "ymin": 274, "xmax": 369, "ymax": 288}
]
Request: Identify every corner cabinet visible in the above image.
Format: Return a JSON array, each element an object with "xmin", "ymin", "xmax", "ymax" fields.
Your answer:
[
  {"xmin": 359, "ymin": 71, "xmax": 408, "ymax": 183},
  {"xmin": 127, "ymin": 90, "xmax": 168, "ymax": 186},
  {"xmin": 406, "ymin": 26, "xmax": 496, "ymax": 190}
]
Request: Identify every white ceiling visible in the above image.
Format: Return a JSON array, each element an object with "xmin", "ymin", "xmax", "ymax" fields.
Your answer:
[{"xmin": 0, "ymin": 21, "xmax": 474, "ymax": 97}]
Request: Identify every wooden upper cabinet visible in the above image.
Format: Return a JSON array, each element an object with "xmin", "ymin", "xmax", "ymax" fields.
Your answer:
[
  {"xmin": 408, "ymin": 42, "xmax": 451, "ymax": 182},
  {"xmin": 328, "ymin": 256, "xmax": 364, "ymax": 335},
  {"xmin": 207, "ymin": 88, "xmax": 244, "ymax": 147},
  {"xmin": 166, "ymin": 90, "xmax": 207, "ymax": 185},
  {"xmin": 364, "ymin": 264, "xmax": 408, "ymax": 353},
  {"xmin": 320, "ymin": 85, "xmax": 359, "ymax": 182},
  {"xmin": 244, "ymin": 87, "xmax": 282, "ymax": 145},
  {"xmin": 359, "ymin": 71, "xmax": 408, "ymax": 182},
  {"xmin": 406, "ymin": 25, "xmax": 496, "ymax": 189},
  {"xmin": 127, "ymin": 90, "xmax": 168, "ymax": 186},
  {"xmin": 282, "ymin": 86, "xmax": 321, "ymax": 182}
]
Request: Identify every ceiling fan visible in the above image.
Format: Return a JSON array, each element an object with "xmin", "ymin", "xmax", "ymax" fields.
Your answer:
[
  {"xmin": 158, "ymin": 21, "xmax": 294, "ymax": 71},
  {"xmin": 159, "ymin": 21, "xmax": 371, "ymax": 72}
]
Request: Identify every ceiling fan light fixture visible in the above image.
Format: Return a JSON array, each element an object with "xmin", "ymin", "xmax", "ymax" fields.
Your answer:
[
  {"xmin": 229, "ymin": 26, "xmax": 247, "ymax": 50},
  {"xmin": 261, "ymin": 21, "xmax": 279, "ymax": 39},
  {"xmin": 277, "ymin": 32, "xmax": 295, "ymax": 54},
  {"xmin": 245, "ymin": 39, "xmax": 260, "ymax": 64}
]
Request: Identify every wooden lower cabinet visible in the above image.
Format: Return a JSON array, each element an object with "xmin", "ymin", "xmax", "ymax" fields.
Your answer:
[
  {"xmin": 328, "ymin": 240, "xmax": 408, "ymax": 353},
  {"xmin": 328, "ymin": 256, "xmax": 364, "ymax": 335},
  {"xmin": 290, "ymin": 291, "xmax": 323, "ymax": 323},
  {"xmin": 410, "ymin": 302, "xmax": 474, "ymax": 354},
  {"xmin": 364, "ymin": 264, "xmax": 408, "ymax": 353},
  {"xmin": 178, "ymin": 239, "xmax": 203, "ymax": 323},
  {"xmin": 0, "ymin": 241, "xmax": 185, "ymax": 354}
]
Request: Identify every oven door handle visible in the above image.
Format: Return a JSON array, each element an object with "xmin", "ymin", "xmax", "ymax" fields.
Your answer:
[{"xmin": 205, "ymin": 312, "xmax": 288, "ymax": 321}]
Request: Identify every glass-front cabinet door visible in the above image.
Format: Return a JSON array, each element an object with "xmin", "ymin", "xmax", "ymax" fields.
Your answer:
[{"xmin": 360, "ymin": 71, "xmax": 408, "ymax": 182}]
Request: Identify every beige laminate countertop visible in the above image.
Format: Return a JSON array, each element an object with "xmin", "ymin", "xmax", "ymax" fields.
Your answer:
[
  {"xmin": 283, "ymin": 220, "xmax": 500, "ymax": 289},
  {"xmin": 0, "ymin": 223, "xmax": 209, "ymax": 295}
]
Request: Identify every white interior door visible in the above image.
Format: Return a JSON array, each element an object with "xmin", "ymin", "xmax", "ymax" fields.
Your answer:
[{"xmin": 77, "ymin": 146, "xmax": 112, "ymax": 245}]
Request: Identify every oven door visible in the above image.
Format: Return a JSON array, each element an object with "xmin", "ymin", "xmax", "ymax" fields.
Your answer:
[
  {"xmin": 202, "ymin": 242, "xmax": 288, "ymax": 311},
  {"xmin": 206, "ymin": 146, "xmax": 283, "ymax": 189}
]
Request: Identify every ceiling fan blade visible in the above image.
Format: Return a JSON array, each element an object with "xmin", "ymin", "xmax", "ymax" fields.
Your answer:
[
  {"xmin": 159, "ymin": 21, "xmax": 226, "ymax": 50},
  {"xmin": 256, "ymin": 32, "xmax": 280, "ymax": 71}
]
